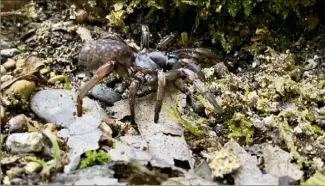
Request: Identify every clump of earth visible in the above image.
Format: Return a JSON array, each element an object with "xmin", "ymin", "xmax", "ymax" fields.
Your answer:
[{"xmin": 1, "ymin": 1, "xmax": 325, "ymax": 185}]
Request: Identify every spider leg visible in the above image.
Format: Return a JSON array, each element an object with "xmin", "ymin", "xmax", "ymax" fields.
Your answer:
[
  {"xmin": 173, "ymin": 48, "xmax": 221, "ymax": 66},
  {"xmin": 129, "ymin": 79, "xmax": 140, "ymax": 122},
  {"xmin": 171, "ymin": 58, "xmax": 205, "ymax": 81},
  {"xmin": 141, "ymin": 25, "xmax": 150, "ymax": 50},
  {"xmin": 77, "ymin": 61, "xmax": 115, "ymax": 117},
  {"xmin": 154, "ymin": 70, "xmax": 166, "ymax": 123},
  {"xmin": 166, "ymin": 68, "xmax": 222, "ymax": 111}
]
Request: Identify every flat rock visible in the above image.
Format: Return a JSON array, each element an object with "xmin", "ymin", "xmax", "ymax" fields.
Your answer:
[
  {"xmin": 31, "ymin": 89, "xmax": 109, "ymax": 172},
  {"xmin": 263, "ymin": 145, "xmax": 303, "ymax": 181},
  {"xmin": 109, "ymin": 85, "xmax": 194, "ymax": 169},
  {"xmin": 30, "ymin": 89, "xmax": 108, "ymax": 128},
  {"xmin": 6, "ymin": 132, "xmax": 43, "ymax": 153},
  {"xmin": 225, "ymin": 139, "xmax": 278, "ymax": 185}
]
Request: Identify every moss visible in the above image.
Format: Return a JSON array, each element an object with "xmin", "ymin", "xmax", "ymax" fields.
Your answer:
[
  {"xmin": 227, "ymin": 112, "xmax": 254, "ymax": 145},
  {"xmin": 105, "ymin": 0, "xmax": 316, "ymax": 53},
  {"xmin": 78, "ymin": 150, "xmax": 110, "ymax": 169}
]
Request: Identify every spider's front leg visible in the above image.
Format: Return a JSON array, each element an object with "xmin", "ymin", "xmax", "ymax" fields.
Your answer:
[
  {"xmin": 154, "ymin": 70, "xmax": 166, "ymax": 123},
  {"xmin": 153, "ymin": 68, "xmax": 223, "ymax": 122},
  {"xmin": 77, "ymin": 61, "xmax": 115, "ymax": 117},
  {"xmin": 129, "ymin": 79, "xmax": 140, "ymax": 122}
]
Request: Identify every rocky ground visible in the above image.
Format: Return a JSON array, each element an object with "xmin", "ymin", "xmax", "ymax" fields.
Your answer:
[{"xmin": 1, "ymin": 1, "xmax": 325, "ymax": 185}]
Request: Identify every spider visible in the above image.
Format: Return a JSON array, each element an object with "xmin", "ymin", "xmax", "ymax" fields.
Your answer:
[{"xmin": 76, "ymin": 25, "xmax": 223, "ymax": 123}]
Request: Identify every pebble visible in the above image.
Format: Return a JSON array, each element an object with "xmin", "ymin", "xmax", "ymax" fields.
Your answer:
[
  {"xmin": 5, "ymin": 80, "xmax": 36, "ymax": 99},
  {"xmin": 24, "ymin": 162, "xmax": 42, "ymax": 174},
  {"xmin": 8, "ymin": 114, "xmax": 28, "ymax": 132},
  {"xmin": 213, "ymin": 62, "xmax": 229, "ymax": 78},
  {"xmin": 1, "ymin": 74, "xmax": 13, "ymax": 82},
  {"xmin": 1, "ymin": 48, "xmax": 19, "ymax": 57},
  {"xmin": 6, "ymin": 132, "xmax": 43, "ymax": 153},
  {"xmin": 201, "ymin": 67, "xmax": 215, "ymax": 79},
  {"xmin": 90, "ymin": 84, "xmax": 121, "ymax": 105},
  {"xmin": 3, "ymin": 58, "xmax": 16, "ymax": 69},
  {"xmin": 319, "ymin": 106, "xmax": 325, "ymax": 115},
  {"xmin": 0, "ymin": 41, "xmax": 14, "ymax": 49},
  {"xmin": 39, "ymin": 67, "xmax": 50, "ymax": 74},
  {"xmin": 1, "ymin": 65, "xmax": 7, "ymax": 74},
  {"xmin": 48, "ymin": 75, "xmax": 66, "ymax": 84},
  {"xmin": 263, "ymin": 116, "xmax": 275, "ymax": 127}
]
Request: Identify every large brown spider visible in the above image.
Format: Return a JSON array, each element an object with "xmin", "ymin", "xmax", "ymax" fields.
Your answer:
[{"xmin": 77, "ymin": 25, "xmax": 223, "ymax": 123}]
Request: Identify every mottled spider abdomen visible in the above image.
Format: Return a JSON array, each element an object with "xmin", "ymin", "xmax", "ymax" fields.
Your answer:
[{"xmin": 78, "ymin": 39, "xmax": 135, "ymax": 71}]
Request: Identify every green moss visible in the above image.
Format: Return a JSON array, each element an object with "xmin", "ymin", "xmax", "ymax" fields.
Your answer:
[
  {"xmin": 105, "ymin": 0, "xmax": 315, "ymax": 53},
  {"xmin": 78, "ymin": 150, "xmax": 110, "ymax": 169},
  {"xmin": 227, "ymin": 112, "xmax": 254, "ymax": 145}
]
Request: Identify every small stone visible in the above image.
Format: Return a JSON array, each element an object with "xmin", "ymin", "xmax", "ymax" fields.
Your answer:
[
  {"xmin": 7, "ymin": 167, "xmax": 24, "ymax": 178},
  {"xmin": 24, "ymin": 162, "xmax": 42, "ymax": 173},
  {"xmin": 319, "ymin": 107, "xmax": 325, "ymax": 116},
  {"xmin": 6, "ymin": 132, "xmax": 43, "ymax": 153},
  {"xmin": 293, "ymin": 126, "xmax": 302, "ymax": 134},
  {"xmin": 3, "ymin": 58, "xmax": 16, "ymax": 69},
  {"xmin": 8, "ymin": 114, "xmax": 28, "ymax": 132},
  {"xmin": 1, "ymin": 48, "xmax": 19, "ymax": 57},
  {"xmin": 90, "ymin": 84, "xmax": 121, "ymax": 105},
  {"xmin": 40, "ymin": 67, "xmax": 50, "ymax": 74},
  {"xmin": 313, "ymin": 157, "xmax": 324, "ymax": 169},
  {"xmin": 263, "ymin": 116, "xmax": 275, "ymax": 127},
  {"xmin": 201, "ymin": 67, "xmax": 215, "ymax": 79},
  {"xmin": 305, "ymin": 145, "xmax": 313, "ymax": 151},
  {"xmin": 46, "ymin": 58, "xmax": 54, "ymax": 64},
  {"xmin": 0, "ymin": 41, "xmax": 14, "ymax": 49},
  {"xmin": 213, "ymin": 62, "xmax": 229, "ymax": 78},
  {"xmin": 1, "ymin": 74, "xmax": 13, "ymax": 82},
  {"xmin": 203, "ymin": 147, "xmax": 241, "ymax": 178},
  {"xmin": 1, "ymin": 65, "xmax": 7, "ymax": 74},
  {"xmin": 247, "ymin": 91, "xmax": 258, "ymax": 106},
  {"xmin": 4, "ymin": 80, "xmax": 36, "ymax": 99},
  {"xmin": 252, "ymin": 118, "xmax": 266, "ymax": 131},
  {"xmin": 252, "ymin": 59, "xmax": 260, "ymax": 68},
  {"xmin": 48, "ymin": 75, "xmax": 66, "ymax": 84}
]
